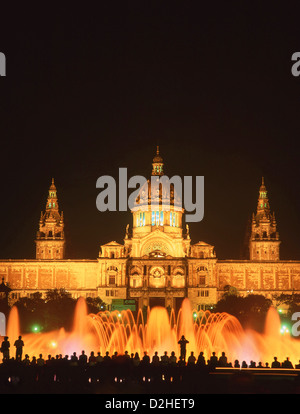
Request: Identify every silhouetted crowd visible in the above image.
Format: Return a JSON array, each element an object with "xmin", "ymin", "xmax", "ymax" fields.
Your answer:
[{"xmin": 0, "ymin": 334, "xmax": 299, "ymax": 392}]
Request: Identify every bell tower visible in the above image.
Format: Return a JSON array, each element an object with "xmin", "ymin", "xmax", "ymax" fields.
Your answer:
[
  {"xmin": 249, "ymin": 177, "xmax": 280, "ymax": 261},
  {"xmin": 35, "ymin": 179, "xmax": 65, "ymax": 259}
]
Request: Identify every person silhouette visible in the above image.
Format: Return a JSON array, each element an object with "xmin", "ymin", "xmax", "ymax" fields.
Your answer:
[
  {"xmin": 196, "ymin": 351, "xmax": 206, "ymax": 367},
  {"xmin": 79, "ymin": 350, "xmax": 87, "ymax": 366},
  {"xmin": 142, "ymin": 351, "xmax": 150, "ymax": 365},
  {"xmin": 37, "ymin": 354, "xmax": 45, "ymax": 366},
  {"xmin": 0, "ymin": 336, "xmax": 10, "ymax": 362},
  {"xmin": 218, "ymin": 352, "xmax": 228, "ymax": 367},
  {"xmin": 89, "ymin": 351, "xmax": 97, "ymax": 366},
  {"xmin": 14, "ymin": 335, "xmax": 24, "ymax": 362},
  {"xmin": 169, "ymin": 351, "xmax": 177, "ymax": 366},
  {"xmin": 257, "ymin": 361, "xmax": 263, "ymax": 368},
  {"xmin": 161, "ymin": 351, "xmax": 169, "ymax": 366},
  {"xmin": 209, "ymin": 352, "xmax": 218, "ymax": 369},
  {"xmin": 151, "ymin": 351, "xmax": 159, "ymax": 366},
  {"xmin": 282, "ymin": 357, "xmax": 293, "ymax": 369},
  {"xmin": 23, "ymin": 354, "xmax": 30, "ymax": 366},
  {"xmin": 178, "ymin": 335, "xmax": 189, "ymax": 361},
  {"xmin": 271, "ymin": 356, "xmax": 281, "ymax": 368},
  {"xmin": 70, "ymin": 352, "xmax": 78, "ymax": 366},
  {"xmin": 187, "ymin": 351, "xmax": 196, "ymax": 366},
  {"xmin": 96, "ymin": 351, "xmax": 103, "ymax": 364}
]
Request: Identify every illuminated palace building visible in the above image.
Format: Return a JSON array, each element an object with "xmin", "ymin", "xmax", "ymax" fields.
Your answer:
[{"xmin": 2, "ymin": 149, "xmax": 300, "ymax": 312}]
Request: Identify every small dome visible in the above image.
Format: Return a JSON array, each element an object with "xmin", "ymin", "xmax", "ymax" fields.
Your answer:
[
  {"xmin": 153, "ymin": 146, "xmax": 163, "ymax": 164},
  {"xmin": 49, "ymin": 178, "xmax": 56, "ymax": 191}
]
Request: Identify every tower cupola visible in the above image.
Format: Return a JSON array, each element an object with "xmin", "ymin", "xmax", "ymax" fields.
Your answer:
[
  {"xmin": 35, "ymin": 179, "xmax": 65, "ymax": 259},
  {"xmin": 249, "ymin": 177, "xmax": 280, "ymax": 261}
]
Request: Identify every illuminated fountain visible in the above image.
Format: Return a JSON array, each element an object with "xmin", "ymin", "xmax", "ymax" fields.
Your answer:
[{"xmin": 2, "ymin": 297, "xmax": 300, "ymax": 366}]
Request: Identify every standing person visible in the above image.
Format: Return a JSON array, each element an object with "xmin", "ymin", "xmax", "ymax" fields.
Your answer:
[
  {"xmin": 178, "ymin": 335, "xmax": 189, "ymax": 361},
  {"xmin": 187, "ymin": 351, "xmax": 196, "ymax": 366},
  {"xmin": 0, "ymin": 336, "xmax": 10, "ymax": 362},
  {"xmin": 151, "ymin": 351, "xmax": 160, "ymax": 366},
  {"xmin": 14, "ymin": 335, "xmax": 24, "ymax": 362},
  {"xmin": 169, "ymin": 351, "xmax": 177, "ymax": 366},
  {"xmin": 78, "ymin": 350, "xmax": 88, "ymax": 367},
  {"xmin": 209, "ymin": 352, "xmax": 218, "ymax": 369}
]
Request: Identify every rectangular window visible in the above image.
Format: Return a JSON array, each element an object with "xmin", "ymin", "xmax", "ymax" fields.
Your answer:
[
  {"xmin": 199, "ymin": 275, "xmax": 206, "ymax": 285},
  {"xmin": 160, "ymin": 211, "xmax": 163, "ymax": 226},
  {"xmin": 109, "ymin": 275, "xmax": 116, "ymax": 285},
  {"xmin": 170, "ymin": 212, "xmax": 176, "ymax": 227},
  {"xmin": 106, "ymin": 290, "xmax": 116, "ymax": 297},
  {"xmin": 138, "ymin": 212, "xmax": 146, "ymax": 227},
  {"xmin": 152, "ymin": 211, "xmax": 155, "ymax": 226}
]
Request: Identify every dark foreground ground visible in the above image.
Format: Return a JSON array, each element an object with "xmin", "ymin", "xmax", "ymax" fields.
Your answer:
[{"xmin": 0, "ymin": 363, "xmax": 300, "ymax": 394}]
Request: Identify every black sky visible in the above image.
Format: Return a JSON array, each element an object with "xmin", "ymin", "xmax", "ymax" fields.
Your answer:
[{"xmin": 0, "ymin": 2, "xmax": 300, "ymax": 260}]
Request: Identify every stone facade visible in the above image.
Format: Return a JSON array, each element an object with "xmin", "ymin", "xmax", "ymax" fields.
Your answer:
[{"xmin": 2, "ymin": 148, "xmax": 300, "ymax": 311}]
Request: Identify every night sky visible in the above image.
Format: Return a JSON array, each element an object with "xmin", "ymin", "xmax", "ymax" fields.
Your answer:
[{"xmin": 0, "ymin": 2, "xmax": 300, "ymax": 261}]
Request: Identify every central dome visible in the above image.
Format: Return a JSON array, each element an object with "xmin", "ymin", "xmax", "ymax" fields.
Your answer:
[{"xmin": 134, "ymin": 177, "xmax": 182, "ymax": 209}]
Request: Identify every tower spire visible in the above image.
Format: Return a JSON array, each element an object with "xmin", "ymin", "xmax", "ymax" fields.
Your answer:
[
  {"xmin": 249, "ymin": 178, "xmax": 280, "ymax": 261},
  {"xmin": 35, "ymin": 178, "xmax": 65, "ymax": 259}
]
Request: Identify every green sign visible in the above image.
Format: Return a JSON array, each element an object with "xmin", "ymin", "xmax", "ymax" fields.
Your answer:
[{"xmin": 111, "ymin": 299, "xmax": 136, "ymax": 312}]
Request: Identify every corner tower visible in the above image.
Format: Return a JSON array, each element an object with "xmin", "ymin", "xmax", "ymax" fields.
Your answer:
[
  {"xmin": 35, "ymin": 179, "xmax": 65, "ymax": 259},
  {"xmin": 249, "ymin": 177, "xmax": 280, "ymax": 261}
]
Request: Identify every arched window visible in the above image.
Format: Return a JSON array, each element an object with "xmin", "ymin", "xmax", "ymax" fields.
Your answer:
[{"xmin": 130, "ymin": 272, "xmax": 143, "ymax": 288}]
